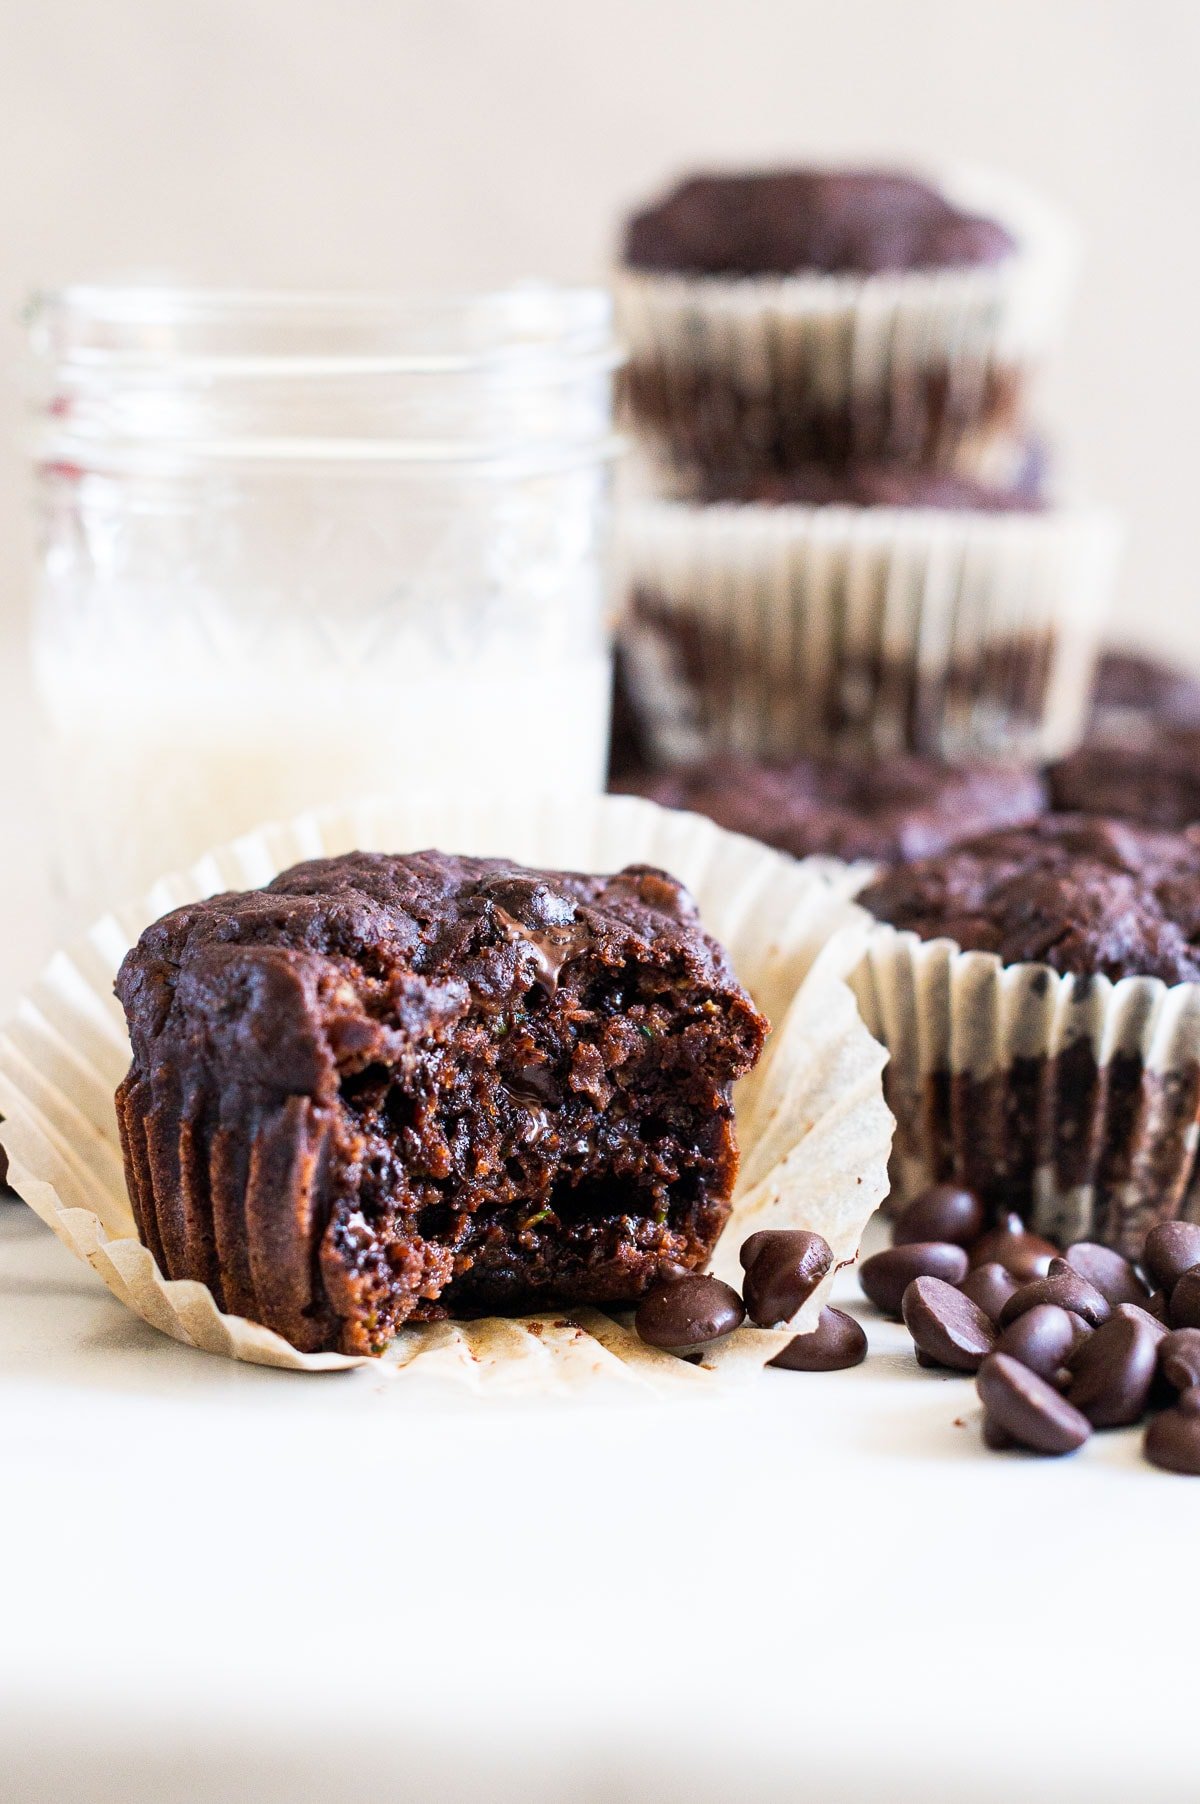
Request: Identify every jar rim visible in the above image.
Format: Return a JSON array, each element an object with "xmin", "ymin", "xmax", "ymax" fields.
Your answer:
[{"xmin": 26, "ymin": 281, "xmax": 620, "ymax": 380}]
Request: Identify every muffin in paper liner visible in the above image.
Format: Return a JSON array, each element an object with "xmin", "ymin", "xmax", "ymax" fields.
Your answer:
[
  {"xmin": 619, "ymin": 494, "xmax": 1119, "ymax": 764},
  {"xmin": 851, "ymin": 922, "xmax": 1200, "ymax": 1258},
  {"xmin": 0, "ymin": 793, "xmax": 892, "ymax": 1387},
  {"xmin": 615, "ymin": 170, "xmax": 1076, "ymax": 481}
]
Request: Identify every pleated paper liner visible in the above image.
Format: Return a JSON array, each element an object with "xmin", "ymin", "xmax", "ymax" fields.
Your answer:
[
  {"xmin": 851, "ymin": 922, "xmax": 1200, "ymax": 1258},
  {"xmin": 619, "ymin": 494, "xmax": 1119, "ymax": 764},
  {"xmin": 0, "ymin": 792, "xmax": 892, "ymax": 1387},
  {"xmin": 616, "ymin": 169, "xmax": 1076, "ymax": 481}
]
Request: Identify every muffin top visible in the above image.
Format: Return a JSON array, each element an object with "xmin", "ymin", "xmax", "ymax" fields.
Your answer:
[
  {"xmin": 859, "ymin": 815, "xmax": 1200, "ymax": 983},
  {"xmin": 697, "ymin": 459, "xmax": 1045, "ymax": 512},
  {"xmin": 1048, "ymin": 727, "xmax": 1200, "ymax": 832},
  {"xmin": 621, "ymin": 754, "xmax": 1046, "ymax": 866},
  {"xmin": 1088, "ymin": 651, "xmax": 1200, "ymax": 735},
  {"xmin": 117, "ymin": 849, "xmax": 745, "ymax": 1078},
  {"xmin": 623, "ymin": 169, "xmax": 1016, "ymax": 278}
]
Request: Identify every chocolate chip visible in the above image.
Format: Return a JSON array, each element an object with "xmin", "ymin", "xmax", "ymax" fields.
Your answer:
[
  {"xmin": 1113, "ymin": 1301, "xmax": 1169, "ymax": 1341},
  {"xmin": 1063, "ymin": 1241, "xmax": 1150, "ymax": 1307},
  {"xmin": 1143, "ymin": 1221, "xmax": 1200, "ymax": 1295},
  {"xmin": 976, "ymin": 1353, "xmax": 1092, "ymax": 1456},
  {"xmin": 479, "ymin": 872, "xmax": 576, "ymax": 930},
  {"xmin": 1158, "ymin": 1328, "xmax": 1200, "ymax": 1393},
  {"xmin": 738, "ymin": 1233, "xmax": 764, "ymax": 1270},
  {"xmin": 958, "ymin": 1262, "xmax": 1020, "ymax": 1326},
  {"xmin": 768, "ymin": 1307, "xmax": 867, "ymax": 1372},
  {"xmin": 1065, "ymin": 1313, "xmax": 1161, "ymax": 1428},
  {"xmin": 982, "ymin": 1416, "xmax": 1017, "ymax": 1451},
  {"xmin": 892, "ymin": 1185, "xmax": 985, "ymax": 1249},
  {"xmin": 997, "ymin": 1260, "xmax": 1112, "ymax": 1331},
  {"xmin": 858, "ymin": 1242, "xmax": 969, "ymax": 1317},
  {"xmin": 901, "ymin": 1276, "xmax": 996, "ymax": 1372},
  {"xmin": 1168, "ymin": 1269, "xmax": 1200, "ymax": 1329},
  {"xmin": 740, "ymin": 1229, "xmax": 833, "ymax": 1327},
  {"xmin": 969, "ymin": 1214, "xmax": 1058, "ymax": 1281},
  {"xmin": 1144, "ymin": 1395, "xmax": 1200, "ymax": 1474},
  {"xmin": 994, "ymin": 1304, "xmax": 1086, "ymax": 1382},
  {"xmin": 634, "ymin": 1275, "xmax": 745, "ymax": 1353}
]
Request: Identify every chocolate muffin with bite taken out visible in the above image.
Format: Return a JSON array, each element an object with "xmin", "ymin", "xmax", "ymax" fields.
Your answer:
[{"xmin": 115, "ymin": 850, "xmax": 767, "ymax": 1354}]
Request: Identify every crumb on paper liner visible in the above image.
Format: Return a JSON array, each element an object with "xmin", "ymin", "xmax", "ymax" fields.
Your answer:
[{"xmin": 0, "ymin": 793, "xmax": 893, "ymax": 1390}]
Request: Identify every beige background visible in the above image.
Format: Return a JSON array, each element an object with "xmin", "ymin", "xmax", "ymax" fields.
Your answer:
[{"xmin": 1, "ymin": 0, "xmax": 1198, "ymax": 995}]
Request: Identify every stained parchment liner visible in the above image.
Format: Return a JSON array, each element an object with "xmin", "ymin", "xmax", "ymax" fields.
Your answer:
[
  {"xmin": 616, "ymin": 170, "xmax": 1076, "ymax": 480},
  {"xmin": 619, "ymin": 495, "xmax": 1119, "ymax": 764},
  {"xmin": 0, "ymin": 793, "xmax": 892, "ymax": 1387},
  {"xmin": 851, "ymin": 922, "xmax": 1200, "ymax": 1258}
]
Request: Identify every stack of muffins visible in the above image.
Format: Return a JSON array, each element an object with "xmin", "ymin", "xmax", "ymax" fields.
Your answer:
[
  {"xmin": 612, "ymin": 165, "xmax": 1119, "ymax": 800},
  {"xmin": 608, "ymin": 165, "xmax": 1200, "ymax": 1267}
]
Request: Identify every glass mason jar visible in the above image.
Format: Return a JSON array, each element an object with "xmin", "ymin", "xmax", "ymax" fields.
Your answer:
[{"xmin": 26, "ymin": 285, "xmax": 621, "ymax": 919}]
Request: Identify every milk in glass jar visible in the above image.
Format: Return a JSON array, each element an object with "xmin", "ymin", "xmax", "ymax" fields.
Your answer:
[{"xmin": 26, "ymin": 285, "xmax": 620, "ymax": 916}]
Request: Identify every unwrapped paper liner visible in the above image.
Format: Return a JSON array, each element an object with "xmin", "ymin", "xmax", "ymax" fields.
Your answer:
[
  {"xmin": 620, "ymin": 495, "xmax": 1119, "ymax": 764},
  {"xmin": 0, "ymin": 793, "xmax": 892, "ymax": 1388},
  {"xmin": 615, "ymin": 169, "xmax": 1077, "ymax": 479},
  {"xmin": 851, "ymin": 922, "xmax": 1200, "ymax": 1257}
]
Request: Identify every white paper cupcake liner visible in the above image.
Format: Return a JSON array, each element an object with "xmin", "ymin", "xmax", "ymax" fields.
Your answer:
[
  {"xmin": 618, "ymin": 494, "xmax": 1119, "ymax": 764},
  {"xmin": 851, "ymin": 922, "xmax": 1200, "ymax": 1257},
  {"xmin": 0, "ymin": 792, "xmax": 892, "ymax": 1387},
  {"xmin": 615, "ymin": 169, "xmax": 1076, "ymax": 480}
]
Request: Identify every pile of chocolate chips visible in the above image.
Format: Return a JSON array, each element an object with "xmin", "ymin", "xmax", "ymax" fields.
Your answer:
[
  {"xmin": 633, "ymin": 1228, "xmax": 867, "ymax": 1370},
  {"xmin": 633, "ymin": 1196, "xmax": 1200, "ymax": 1474},
  {"xmin": 860, "ymin": 1185, "xmax": 1200, "ymax": 1474}
]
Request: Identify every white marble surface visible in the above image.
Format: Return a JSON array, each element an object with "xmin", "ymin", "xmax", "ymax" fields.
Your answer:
[{"xmin": 2, "ymin": 1197, "xmax": 1195, "ymax": 1803}]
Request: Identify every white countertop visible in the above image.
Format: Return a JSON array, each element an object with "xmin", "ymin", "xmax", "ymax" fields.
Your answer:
[{"xmin": 3, "ymin": 1197, "xmax": 1195, "ymax": 1804}]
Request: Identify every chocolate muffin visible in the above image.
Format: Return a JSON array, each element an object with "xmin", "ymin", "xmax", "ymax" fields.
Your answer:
[
  {"xmin": 620, "ymin": 755, "xmax": 1047, "ymax": 866},
  {"xmin": 697, "ymin": 457, "xmax": 1047, "ymax": 512},
  {"xmin": 615, "ymin": 166, "xmax": 1067, "ymax": 479},
  {"xmin": 1049, "ymin": 727, "xmax": 1200, "ymax": 832},
  {"xmin": 855, "ymin": 817, "xmax": 1200, "ymax": 1254},
  {"xmin": 859, "ymin": 815, "xmax": 1200, "ymax": 983},
  {"xmin": 624, "ymin": 170, "xmax": 1016, "ymax": 277},
  {"xmin": 115, "ymin": 851, "xmax": 767, "ymax": 1354},
  {"xmin": 607, "ymin": 644, "xmax": 653, "ymax": 782},
  {"xmin": 619, "ymin": 453, "xmax": 1113, "ymax": 769},
  {"xmin": 624, "ymin": 565, "xmax": 1067, "ymax": 764},
  {"xmin": 1088, "ymin": 650, "xmax": 1200, "ymax": 735}
]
